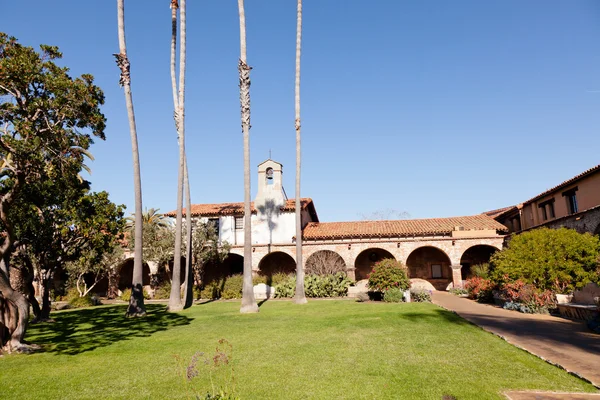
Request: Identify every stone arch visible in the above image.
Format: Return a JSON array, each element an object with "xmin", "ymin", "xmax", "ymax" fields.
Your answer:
[
  {"xmin": 459, "ymin": 245, "xmax": 499, "ymax": 280},
  {"xmin": 258, "ymin": 251, "xmax": 296, "ymax": 278},
  {"xmin": 117, "ymin": 258, "xmax": 151, "ymax": 292},
  {"xmin": 203, "ymin": 253, "xmax": 244, "ymax": 284},
  {"xmin": 354, "ymin": 248, "xmax": 395, "ymax": 281},
  {"xmin": 305, "ymin": 250, "xmax": 346, "ymax": 275},
  {"xmin": 406, "ymin": 246, "xmax": 452, "ymax": 291}
]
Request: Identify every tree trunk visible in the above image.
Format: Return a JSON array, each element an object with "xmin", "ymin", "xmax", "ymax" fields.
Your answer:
[
  {"xmin": 168, "ymin": 0, "xmax": 187, "ymax": 312},
  {"xmin": 238, "ymin": 0, "xmax": 259, "ymax": 313},
  {"xmin": 293, "ymin": 0, "xmax": 307, "ymax": 304},
  {"xmin": 183, "ymin": 160, "xmax": 194, "ymax": 308},
  {"xmin": 0, "ymin": 267, "xmax": 30, "ymax": 352},
  {"xmin": 39, "ymin": 270, "xmax": 52, "ymax": 321},
  {"xmin": 116, "ymin": 0, "xmax": 146, "ymax": 317}
]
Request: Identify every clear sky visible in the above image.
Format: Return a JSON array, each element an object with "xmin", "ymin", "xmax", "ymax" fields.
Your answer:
[{"xmin": 3, "ymin": 1, "xmax": 599, "ymax": 222}]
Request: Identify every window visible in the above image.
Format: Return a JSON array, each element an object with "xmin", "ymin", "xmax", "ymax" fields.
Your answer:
[
  {"xmin": 562, "ymin": 187, "xmax": 578, "ymax": 215},
  {"xmin": 539, "ymin": 204, "xmax": 548, "ymax": 221},
  {"xmin": 266, "ymin": 167, "xmax": 274, "ymax": 185},
  {"xmin": 431, "ymin": 264, "xmax": 442, "ymax": 279},
  {"xmin": 538, "ymin": 199, "xmax": 555, "ymax": 221},
  {"xmin": 234, "ymin": 216, "xmax": 243, "ymax": 230},
  {"xmin": 208, "ymin": 218, "xmax": 220, "ymax": 238}
]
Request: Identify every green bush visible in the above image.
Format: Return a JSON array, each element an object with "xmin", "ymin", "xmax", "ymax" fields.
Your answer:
[
  {"xmin": 471, "ymin": 263, "xmax": 490, "ymax": 279},
  {"xmin": 120, "ymin": 288, "xmax": 150, "ymax": 302},
  {"xmin": 154, "ymin": 283, "xmax": 172, "ymax": 299},
  {"xmin": 491, "ymin": 227, "xmax": 600, "ymax": 292},
  {"xmin": 274, "ymin": 276, "xmax": 295, "ymax": 298},
  {"xmin": 274, "ymin": 273, "xmax": 352, "ymax": 298},
  {"xmin": 221, "ymin": 274, "xmax": 243, "ymax": 299},
  {"xmin": 200, "ymin": 281, "xmax": 221, "ymax": 300},
  {"xmin": 410, "ymin": 288, "xmax": 431, "ymax": 302},
  {"xmin": 367, "ymin": 258, "xmax": 410, "ymax": 292},
  {"xmin": 68, "ymin": 295, "xmax": 95, "ymax": 308},
  {"xmin": 383, "ymin": 287, "xmax": 404, "ymax": 303},
  {"xmin": 449, "ymin": 287, "xmax": 468, "ymax": 296}
]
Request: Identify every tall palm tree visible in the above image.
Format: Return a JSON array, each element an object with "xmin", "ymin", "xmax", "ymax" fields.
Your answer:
[
  {"xmin": 294, "ymin": 0, "xmax": 307, "ymax": 304},
  {"xmin": 238, "ymin": 0, "xmax": 258, "ymax": 313},
  {"xmin": 168, "ymin": 0, "xmax": 187, "ymax": 312},
  {"xmin": 115, "ymin": 0, "xmax": 146, "ymax": 317}
]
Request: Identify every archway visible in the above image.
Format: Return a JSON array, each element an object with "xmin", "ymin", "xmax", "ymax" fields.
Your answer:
[
  {"xmin": 117, "ymin": 259, "xmax": 151, "ymax": 292},
  {"xmin": 203, "ymin": 253, "xmax": 244, "ymax": 284},
  {"xmin": 258, "ymin": 251, "xmax": 296, "ymax": 279},
  {"xmin": 460, "ymin": 245, "xmax": 498, "ymax": 280},
  {"xmin": 406, "ymin": 246, "xmax": 451, "ymax": 291},
  {"xmin": 305, "ymin": 250, "xmax": 346, "ymax": 275},
  {"xmin": 354, "ymin": 248, "xmax": 395, "ymax": 281}
]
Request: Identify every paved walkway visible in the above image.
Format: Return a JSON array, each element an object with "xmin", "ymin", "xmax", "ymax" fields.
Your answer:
[{"xmin": 432, "ymin": 292, "xmax": 600, "ymax": 389}]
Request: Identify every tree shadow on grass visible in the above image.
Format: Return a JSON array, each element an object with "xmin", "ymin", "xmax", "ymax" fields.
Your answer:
[
  {"xmin": 27, "ymin": 304, "xmax": 192, "ymax": 355},
  {"xmin": 396, "ymin": 308, "xmax": 473, "ymax": 326}
]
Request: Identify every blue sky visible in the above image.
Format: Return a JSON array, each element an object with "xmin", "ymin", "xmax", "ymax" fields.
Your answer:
[{"xmin": 3, "ymin": 1, "xmax": 599, "ymax": 222}]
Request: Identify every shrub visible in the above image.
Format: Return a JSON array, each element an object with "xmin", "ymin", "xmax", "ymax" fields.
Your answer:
[
  {"xmin": 383, "ymin": 287, "xmax": 403, "ymax": 303},
  {"xmin": 221, "ymin": 274, "xmax": 243, "ymax": 299},
  {"xmin": 120, "ymin": 288, "xmax": 151, "ymax": 302},
  {"xmin": 498, "ymin": 279, "xmax": 556, "ymax": 313},
  {"xmin": 68, "ymin": 295, "xmax": 95, "ymax": 309},
  {"xmin": 449, "ymin": 287, "xmax": 468, "ymax": 296},
  {"xmin": 465, "ymin": 277, "xmax": 495, "ymax": 303},
  {"xmin": 471, "ymin": 263, "xmax": 490, "ymax": 279},
  {"xmin": 200, "ymin": 281, "xmax": 221, "ymax": 300},
  {"xmin": 154, "ymin": 283, "xmax": 172, "ymax": 299},
  {"xmin": 410, "ymin": 288, "xmax": 432, "ymax": 302},
  {"xmin": 367, "ymin": 259, "xmax": 410, "ymax": 292},
  {"xmin": 274, "ymin": 276, "xmax": 295, "ymax": 298},
  {"xmin": 491, "ymin": 227, "xmax": 600, "ymax": 292},
  {"xmin": 274, "ymin": 273, "xmax": 352, "ymax": 298}
]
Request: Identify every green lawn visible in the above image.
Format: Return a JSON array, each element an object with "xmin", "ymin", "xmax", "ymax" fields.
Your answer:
[{"xmin": 1, "ymin": 300, "xmax": 596, "ymax": 399}]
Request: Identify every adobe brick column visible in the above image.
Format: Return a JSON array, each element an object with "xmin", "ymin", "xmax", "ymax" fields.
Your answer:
[
  {"xmin": 451, "ymin": 265, "xmax": 463, "ymax": 289},
  {"xmin": 346, "ymin": 265, "xmax": 356, "ymax": 281}
]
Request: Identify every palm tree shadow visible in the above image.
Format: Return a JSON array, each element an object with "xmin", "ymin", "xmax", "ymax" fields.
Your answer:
[{"xmin": 27, "ymin": 304, "xmax": 192, "ymax": 355}]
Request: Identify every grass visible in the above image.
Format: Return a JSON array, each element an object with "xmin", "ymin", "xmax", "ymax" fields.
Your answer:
[{"xmin": 0, "ymin": 300, "xmax": 597, "ymax": 399}]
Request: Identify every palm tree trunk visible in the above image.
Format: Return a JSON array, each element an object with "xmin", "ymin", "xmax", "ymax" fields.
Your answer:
[
  {"xmin": 183, "ymin": 161, "xmax": 194, "ymax": 308},
  {"xmin": 294, "ymin": 0, "xmax": 307, "ymax": 304},
  {"xmin": 238, "ymin": 0, "xmax": 258, "ymax": 314},
  {"xmin": 168, "ymin": 0, "xmax": 187, "ymax": 312},
  {"xmin": 116, "ymin": 0, "xmax": 146, "ymax": 317}
]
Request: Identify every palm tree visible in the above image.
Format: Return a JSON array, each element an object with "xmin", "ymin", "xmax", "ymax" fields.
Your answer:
[
  {"xmin": 294, "ymin": 0, "xmax": 307, "ymax": 304},
  {"xmin": 115, "ymin": 0, "xmax": 146, "ymax": 317},
  {"xmin": 238, "ymin": 0, "xmax": 258, "ymax": 313},
  {"xmin": 126, "ymin": 208, "xmax": 172, "ymax": 230},
  {"xmin": 167, "ymin": 0, "xmax": 187, "ymax": 312}
]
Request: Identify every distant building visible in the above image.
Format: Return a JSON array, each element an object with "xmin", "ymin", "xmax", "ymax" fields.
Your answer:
[
  {"xmin": 491, "ymin": 165, "xmax": 600, "ymax": 236},
  {"xmin": 166, "ymin": 159, "xmax": 507, "ymax": 290}
]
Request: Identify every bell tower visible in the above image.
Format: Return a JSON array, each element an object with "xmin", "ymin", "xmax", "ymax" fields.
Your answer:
[{"xmin": 255, "ymin": 159, "xmax": 285, "ymax": 207}]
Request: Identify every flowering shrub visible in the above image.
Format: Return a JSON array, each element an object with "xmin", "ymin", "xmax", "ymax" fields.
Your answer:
[
  {"xmin": 367, "ymin": 259, "xmax": 410, "ymax": 292},
  {"xmin": 465, "ymin": 277, "xmax": 495, "ymax": 303},
  {"xmin": 499, "ymin": 279, "xmax": 556, "ymax": 313},
  {"xmin": 410, "ymin": 288, "xmax": 432, "ymax": 302}
]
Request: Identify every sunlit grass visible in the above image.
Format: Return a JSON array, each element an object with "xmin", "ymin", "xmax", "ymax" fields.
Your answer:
[{"xmin": 0, "ymin": 300, "xmax": 596, "ymax": 399}]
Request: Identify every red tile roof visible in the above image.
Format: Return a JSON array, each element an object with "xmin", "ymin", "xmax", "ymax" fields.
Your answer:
[
  {"xmin": 483, "ymin": 206, "xmax": 516, "ymax": 219},
  {"xmin": 302, "ymin": 214, "xmax": 507, "ymax": 240},
  {"xmin": 524, "ymin": 164, "xmax": 600, "ymax": 204},
  {"xmin": 165, "ymin": 198, "xmax": 318, "ymax": 220}
]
